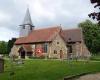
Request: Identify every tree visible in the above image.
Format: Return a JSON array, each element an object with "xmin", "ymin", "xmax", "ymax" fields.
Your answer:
[
  {"xmin": 0, "ymin": 41, "xmax": 8, "ymax": 54},
  {"xmin": 79, "ymin": 20, "xmax": 100, "ymax": 54},
  {"xmin": 88, "ymin": 0, "xmax": 100, "ymax": 24},
  {"xmin": 7, "ymin": 38, "xmax": 16, "ymax": 54}
]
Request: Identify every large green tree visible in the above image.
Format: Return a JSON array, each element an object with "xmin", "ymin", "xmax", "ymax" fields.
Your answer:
[
  {"xmin": 0, "ymin": 41, "xmax": 8, "ymax": 54},
  {"xmin": 79, "ymin": 20, "xmax": 100, "ymax": 54},
  {"xmin": 0, "ymin": 38, "xmax": 16, "ymax": 54}
]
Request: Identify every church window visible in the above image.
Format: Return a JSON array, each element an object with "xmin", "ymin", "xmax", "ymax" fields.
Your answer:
[
  {"xmin": 67, "ymin": 45, "xmax": 72, "ymax": 53},
  {"xmin": 57, "ymin": 42, "xmax": 59, "ymax": 44},
  {"xmin": 43, "ymin": 43, "xmax": 48, "ymax": 53},
  {"xmin": 54, "ymin": 50, "xmax": 57, "ymax": 54}
]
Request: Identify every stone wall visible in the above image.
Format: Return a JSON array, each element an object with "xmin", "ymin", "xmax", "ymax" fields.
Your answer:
[
  {"xmin": 48, "ymin": 34, "xmax": 67, "ymax": 59},
  {"xmin": 67, "ymin": 42, "xmax": 90, "ymax": 59},
  {"xmin": 10, "ymin": 41, "xmax": 90, "ymax": 59},
  {"xmin": 10, "ymin": 45, "xmax": 20, "ymax": 57},
  {"xmin": 81, "ymin": 43, "xmax": 91, "ymax": 58},
  {"xmin": 10, "ymin": 45, "xmax": 28, "ymax": 59}
]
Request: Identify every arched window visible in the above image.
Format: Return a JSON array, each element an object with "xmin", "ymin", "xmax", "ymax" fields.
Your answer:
[
  {"xmin": 54, "ymin": 50, "xmax": 57, "ymax": 54},
  {"xmin": 23, "ymin": 26, "xmax": 25, "ymax": 29},
  {"xmin": 43, "ymin": 43, "xmax": 48, "ymax": 53},
  {"xmin": 67, "ymin": 45, "xmax": 72, "ymax": 53},
  {"xmin": 57, "ymin": 42, "xmax": 59, "ymax": 44}
]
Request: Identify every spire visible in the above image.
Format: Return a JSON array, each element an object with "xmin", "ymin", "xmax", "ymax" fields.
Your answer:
[{"xmin": 21, "ymin": 8, "xmax": 34, "ymax": 27}]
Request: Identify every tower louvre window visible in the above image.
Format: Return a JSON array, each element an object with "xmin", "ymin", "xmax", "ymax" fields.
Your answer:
[
  {"xmin": 30, "ymin": 26, "xmax": 32, "ymax": 30},
  {"xmin": 23, "ymin": 26, "xmax": 25, "ymax": 29}
]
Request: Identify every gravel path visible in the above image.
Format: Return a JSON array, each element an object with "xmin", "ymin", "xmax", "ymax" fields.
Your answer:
[{"xmin": 76, "ymin": 73, "xmax": 100, "ymax": 80}]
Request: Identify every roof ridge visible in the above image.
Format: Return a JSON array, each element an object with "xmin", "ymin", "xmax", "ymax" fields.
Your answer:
[
  {"xmin": 48, "ymin": 28, "xmax": 61, "ymax": 41},
  {"xmin": 34, "ymin": 26, "xmax": 61, "ymax": 31},
  {"xmin": 63, "ymin": 28, "xmax": 81, "ymax": 31}
]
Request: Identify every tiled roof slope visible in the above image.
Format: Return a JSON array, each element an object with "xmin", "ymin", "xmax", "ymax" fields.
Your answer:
[
  {"xmin": 23, "ymin": 45, "xmax": 32, "ymax": 52},
  {"xmin": 15, "ymin": 26, "xmax": 61, "ymax": 44},
  {"xmin": 61, "ymin": 28, "xmax": 83, "ymax": 42}
]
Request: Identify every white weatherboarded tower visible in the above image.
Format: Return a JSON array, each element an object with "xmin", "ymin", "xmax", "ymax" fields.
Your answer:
[{"xmin": 19, "ymin": 8, "xmax": 34, "ymax": 37}]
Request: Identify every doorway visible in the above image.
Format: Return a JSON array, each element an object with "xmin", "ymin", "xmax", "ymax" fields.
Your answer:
[
  {"xmin": 18, "ymin": 47, "xmax": 25, "ymax": 59},
  {"xmin": 60, "ymin": 50, "xmax": 63, "ymax": 59},
  {"xmin": 20, "ymin": 51, "xmax": 25, "ymax": 59}
]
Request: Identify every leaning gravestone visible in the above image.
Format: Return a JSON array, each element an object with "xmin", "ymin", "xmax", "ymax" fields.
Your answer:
[{"xmin": 0, "ymin": 58, "xmax": 4, "ymax": 73}]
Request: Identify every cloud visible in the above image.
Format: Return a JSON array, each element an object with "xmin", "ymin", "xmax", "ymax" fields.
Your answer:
[
  {"xmin": 0, "ymin": 27, "xmax": 19, "ymax": 41},
  {"xmin": 0, "ymin": 0, "xmax": 96, "ymax": 41},
  {"xmin": 0, "ymin": 10, "xmax": 12, "ymax": 26}
]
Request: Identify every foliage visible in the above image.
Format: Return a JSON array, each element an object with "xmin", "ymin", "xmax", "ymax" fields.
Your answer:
[
  {"xmin": 29, "ymin": 55, "xmax": 45, "ymax": 59},
  {"xmin": 0, "ymin": 38, "xmax": 16, "ymax": 54},
  {"xmin": 79, "ymin": 20, "xmax": 100, "ymax": 54},
  {"xmin": 7, "ymin": 38, "xmax": 16, "ymax": 54},
  {"xmin": 88, "ymin": 0, "xmax": 100, "ymax": 24},
  {"xmin": 0, "ymin": 60, "xmax": 100, "ymax": 80},
  {"xmin": 0, "ymin": 41, "xmax": 8, "ymax": 54}
]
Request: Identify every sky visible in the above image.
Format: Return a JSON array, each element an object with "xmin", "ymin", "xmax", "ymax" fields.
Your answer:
[{"xmin": 0, "ymin": 0, "xmax": 97, "ymax": 41}]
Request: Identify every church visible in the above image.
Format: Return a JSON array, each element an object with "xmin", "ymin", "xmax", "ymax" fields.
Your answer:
[{"xmin": 10, "ymin": 8, "xmax": 90, "ymax": 59}]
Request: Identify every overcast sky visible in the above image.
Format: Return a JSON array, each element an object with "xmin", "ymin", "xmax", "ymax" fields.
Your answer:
[{"xmin": 0, "ymin": 0, "xmax": 96, "ymax": 41}]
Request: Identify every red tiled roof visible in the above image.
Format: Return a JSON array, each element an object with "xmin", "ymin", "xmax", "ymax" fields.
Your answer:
[
  {"xmin": 18, "ymin": 44, "xmax": 32, "ymax": 52},
  {"xmin": 23, "ymin": 44, "xmax": 32, "ymax": 52},
  {"xmin": 61, "ymin": 28, "xmax": 83, "ymax": 42},
  {"xmin": 15, "ymin": 26, "xmax": 61, "ymax": 44}
]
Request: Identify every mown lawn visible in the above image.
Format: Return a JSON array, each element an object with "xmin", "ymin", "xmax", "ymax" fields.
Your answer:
[
  {"xmin": 0, "ymin": 59, "xmax": 100, "ymax": 80},
  {"xmin": 90, "ymin": 55, "xmax": 100, "ymax": 61}
]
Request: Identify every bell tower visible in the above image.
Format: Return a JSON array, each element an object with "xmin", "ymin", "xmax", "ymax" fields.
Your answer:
[{"xmin": 19, "ymin": 8, "xmax": 35, "ymax": 37}]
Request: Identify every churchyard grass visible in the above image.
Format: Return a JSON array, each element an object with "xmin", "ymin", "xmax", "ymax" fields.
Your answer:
[
  {"xmin": 0, "ymin": 59, "xmax": 100, "ymax": 80},
  {"xmin": 90, "ymin": 55, "xmax": 100, "ymax": 61}
]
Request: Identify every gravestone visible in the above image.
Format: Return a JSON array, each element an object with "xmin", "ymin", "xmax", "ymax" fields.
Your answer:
[{"xmin": 0, "ymin": 58, "xmax": 4, "ymax": 73}]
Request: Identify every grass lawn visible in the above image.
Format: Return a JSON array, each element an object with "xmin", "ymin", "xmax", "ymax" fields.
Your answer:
[
  {"xmin": 0, "ymin": 59, "xmax": 100, "ymax": 80},
  {"xmin": 90, "ymin": 55, "xmax": 100, "ymax": 61}
]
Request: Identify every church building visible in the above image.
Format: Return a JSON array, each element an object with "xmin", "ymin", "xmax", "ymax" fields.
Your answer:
[{"xmin": 10, "ymin": 8, "xmax": 90, "ymax": 59}]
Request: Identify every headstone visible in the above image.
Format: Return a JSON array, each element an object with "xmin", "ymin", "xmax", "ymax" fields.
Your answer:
[
  {"xmin": 17, "ymin": 59, "xmax": 24, "ymax": 65},
  {"xmin": 0, "ymin": 58, "xmax": 4, "ymax": 73}
]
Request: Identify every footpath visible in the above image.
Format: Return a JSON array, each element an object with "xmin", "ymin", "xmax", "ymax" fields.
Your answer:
[{"xmin": 76, "ymin": 73, "xmax": 100, "ymax": 80}]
